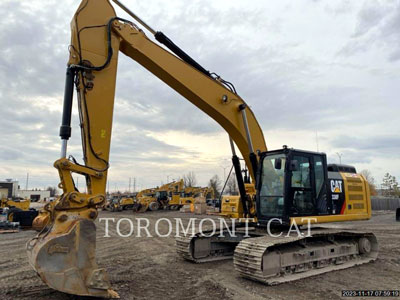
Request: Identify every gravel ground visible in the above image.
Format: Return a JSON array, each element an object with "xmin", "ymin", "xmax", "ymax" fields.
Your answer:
[{"xmin": 0, "ymin": 210, "xmax": 399, "ymax": 300}]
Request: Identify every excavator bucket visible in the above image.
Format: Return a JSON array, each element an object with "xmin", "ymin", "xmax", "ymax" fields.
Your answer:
[{"xmin": 27, "ymin": 216, "xmax": 119, "ymax": 298}]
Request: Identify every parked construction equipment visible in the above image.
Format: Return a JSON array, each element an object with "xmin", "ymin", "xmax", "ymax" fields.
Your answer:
[
  {"xmin": 26, "ymin": 0, "xmax": 378, "ymax": 297},
  {"xmin": 104, "ymin": 195, "xmax": 135, "ymax": 211},
  {"xmin": 0, "ymin": 198, "xmax": 38, "ymax": 227},
  {"xmin": 133, "ymin": 181, "xmax": 215, "ymax": 212},
  {"xmin": 169, "ymin": 185, "xmax": 214, "ymax": 210}
]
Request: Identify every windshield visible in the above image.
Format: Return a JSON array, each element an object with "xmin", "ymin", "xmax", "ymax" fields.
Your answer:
[
  {"xmin": 259, "ymin": 154, "xmax": 286, "ymax": 217},
  {"xmin": 157, "ymin": 191, "xmax": 168, "ymax": 200}
]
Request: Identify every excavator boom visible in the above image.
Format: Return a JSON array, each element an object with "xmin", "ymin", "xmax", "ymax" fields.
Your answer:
[{"xmin": 27, "ymin": 0, "xmax": 266, "ymax": 297}]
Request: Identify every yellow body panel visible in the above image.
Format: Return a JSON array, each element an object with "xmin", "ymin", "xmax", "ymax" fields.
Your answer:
[
  {"xmin": 32, "ymin": 200, "xmax": 56, "ymax": 231},
  {"xmin": 169, "ymin": 194, "xmax": 182, "ymax": 205},
  {"xmin": 0, "ymin": 198, "xmax": 31, "ymax": 211},
  {"xmin": 291, "ymin": 172, "xmax": 371, "ymax": 225},
  {"xmin": 220, "ymin": 195, "xmax": 242, "ymax": 219},
  {"xmin": 177, "ymin": 186, "xmax": 214, "ymax": 206},
  {"xmin": 339, "ymin": 172, "xmax": 371, "ymax": 217},
  {"xmin": 291, "ymin": 213, "xmax": 370, "ymax": 226},
  {"xmin": 220, "ymin": 184, "xmax": 256, "ymax": 219},
  {"xmin": 136, "ymin": 195, "xmax": 155, "ymax": 205},
  {"xmin": 120, "ymin": 197, "xmax": 134, "ymax": 206}
]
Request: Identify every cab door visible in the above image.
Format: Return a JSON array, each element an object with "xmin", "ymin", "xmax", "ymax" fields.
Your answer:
[
  {"xmin": 288, "ymin": 154, "xmax": 315, "ymax": 216},
  {"xmin": 312, "ymin": 154, "xmax": 329, "ymax": 214}
]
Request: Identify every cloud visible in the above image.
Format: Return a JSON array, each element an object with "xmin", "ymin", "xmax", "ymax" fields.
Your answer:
[
  {"xmin": 330, "ymin": 135, "xmax": 400, "ymax": 156},
  {"xmin": 338, "ymin": 0, "xmax": 400, "ymax": 61},
  {"xmin": 353, "ymin": 1, "xmax": 387, "ymax": 37}
]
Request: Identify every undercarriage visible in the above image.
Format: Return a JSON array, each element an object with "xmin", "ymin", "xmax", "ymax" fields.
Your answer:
[{"xmin": 176, "ymin": 226, "xmax": 378, "ymax": 284}]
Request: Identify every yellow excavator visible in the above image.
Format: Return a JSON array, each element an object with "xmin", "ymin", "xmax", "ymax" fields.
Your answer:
[
  {"xmin": 119, "ymin": 196, "xmax": 134, "ymax": 209},
  {"xmin": 131, "ymin": 187, "xmax": 155, "ymax": 212},
  {"xmin": 134, "ymin": 180, "xmax": 184, "ymax": 212},
  {"xmin": 165, "ymin": 180, "xmax": 185, "ymax": 210},
  {"xmin": 27, "ymin": 0, "xmax": 378, "ymax": 297},
  {"xmin": 168, "ymin": 185, "xmax": 215, "ymax": 211},
  {"xmin": 201, "ymin": 186, "xmax": 215, "ymax": 201},
  {"xmin": 177, "ymin": 186, "xmax": 204, "ymax": 205},
  {"xmin": 1, "ymin": 198, "xmax": 38, "ymax": 227},
  {"xmin": 104, "ymin": 195, "xmax": 134, "ymax": 211},
  {"xmin": 1, "ymin": 198, "xmax": 31, "ymax": 213}
]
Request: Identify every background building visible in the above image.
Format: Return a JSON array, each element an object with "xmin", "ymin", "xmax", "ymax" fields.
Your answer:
[
  {"xmin": 17, "ymin": 189, "xmax": 50, "ymax": 202},
  {"xmin": 0, "ymin": 179, "xmax": 19, "ymax": 198},
  {"xmin": 0, "ymin": 179, "xmax": 50, "ymax": 201}
]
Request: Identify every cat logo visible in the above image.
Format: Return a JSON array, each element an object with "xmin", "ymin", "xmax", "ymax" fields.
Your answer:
[{"xmin": 330, "ymin": 180, "xmax": 343, "ymax": 193}]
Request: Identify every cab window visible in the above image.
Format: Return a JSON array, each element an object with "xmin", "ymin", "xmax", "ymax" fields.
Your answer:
[
  {"xmin": 290, "ymin": 155, "xmax": 314, "ymax": 215},
  {"xmin": 259, "ymin": 154, "xmax": 286, "ymax": 217}
]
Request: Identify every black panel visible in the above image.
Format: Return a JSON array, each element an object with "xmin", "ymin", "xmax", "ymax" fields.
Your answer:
[{"xmin": 328, "ymin": 172, "xmax": 345, "ymax": 214}]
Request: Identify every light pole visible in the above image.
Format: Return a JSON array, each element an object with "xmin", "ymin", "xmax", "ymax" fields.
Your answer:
[
  {"xmin": 220, "ymin": 165, "xmax": 230, "ymax": 182},
  {"xmin": 336, "ymin": 152, "xmax": 343, "ymax": 164},
  {"xmin": 166, "ymin": 174, "xmax": 172, "ymax": 183}
]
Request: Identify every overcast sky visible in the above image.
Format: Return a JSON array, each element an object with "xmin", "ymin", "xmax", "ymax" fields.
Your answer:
[{"xmin": 0, "ymin": 0, "xmax": 399, "ymax": 192}]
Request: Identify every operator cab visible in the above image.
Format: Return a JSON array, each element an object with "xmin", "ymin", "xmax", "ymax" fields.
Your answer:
[
  {"xmin": 156, "ymin": 190, "xmax": 169, "ymax": 201},
  {"xmin": 256, "ymin": 146, "xmax": 331, "ymax": 226}
]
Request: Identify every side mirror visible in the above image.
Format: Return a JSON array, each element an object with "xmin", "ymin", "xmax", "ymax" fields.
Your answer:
[
  {"xmin": 274, "ymin": 158, "xmax": 282, "ymax": 170},
  {"xmin": 290, "ymin": 160, "xmax": 299, "ymax": 171}
]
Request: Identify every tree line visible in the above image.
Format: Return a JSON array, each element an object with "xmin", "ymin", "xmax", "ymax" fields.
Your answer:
[{"xmin": 355, "ymin": 170, "xmax": 399, "ymax": 198}]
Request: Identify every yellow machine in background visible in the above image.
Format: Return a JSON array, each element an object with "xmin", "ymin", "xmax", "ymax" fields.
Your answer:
[
  {"xmin": 0, "ymin": 198, "xmax": 39, "ymax": 228},
  {"xmin": 132, "ymin": 188, "xmax": 156, "ymax": 212},
  {"xmin": 220, "ymin": 184, "xmax": 256, "ymax": 219},
  {"xmin": 176, "ymin": 186, "xmax": 198, "ymax": 206},
  {"xmin": 168, "ymin": 185, "xmax": 215, "ymax": 210},
  {"xmin": 201, "ymin": 187, "xmax": 215, "ymax": 201},
  {"xmin": 0, "ymin": 198, "xmax": 31, "ymax": 213},
  {"xmin": 133, "ymin": 191, "xmax": 156, "ymax": 212},
  {"xmin": 119, "ymin": 196, "xmax": 134, "ymax": 209},
  {"xmin": 1, "ymin": 198, "xmax": 31, "ymax": 222},
  {"xmin": 134, "ymin": 180, "xmax": 184, "ymax": 212},
  {"xmin": 105, "ymin": 195, "xmax": 135, "ymax": 211},
  {"xmin": 27, "ymin": 0, "xmax": 378, "ymax": 297},
  {"xmin": 164, "ymin": 179, "xmax": 185, "ymax": 210}
]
